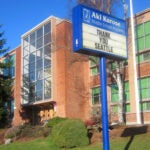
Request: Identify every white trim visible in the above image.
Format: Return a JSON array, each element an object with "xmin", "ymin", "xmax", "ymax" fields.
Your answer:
[
  {"xmin": 129, "ymin": 0, "xmax": 141, "ymax": 124},
  {"xmin": 21, "ymin": 16, "xmax": 62, "ymax": 38}
]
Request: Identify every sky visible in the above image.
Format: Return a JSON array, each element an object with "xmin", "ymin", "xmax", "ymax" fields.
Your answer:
[{"xmin": 0, "ymin": 0, "xmax": 150, "ymax": 51}]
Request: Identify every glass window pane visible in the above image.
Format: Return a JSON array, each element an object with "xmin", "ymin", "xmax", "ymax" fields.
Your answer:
[
  {"xmin": 23, "ymin": 37, "xmax": 29, "ymax": 48},
  {"xmin": 44, "ymin": 57, "xmax": 51, "ymax": 68},
  {"xmin": 91, "ymin": 67, "xmax": 98, "ymax": 75},
  {"xmin": 36, "ymin": 80, "xmax": 43, "ymax": 91},
  {"xmin": 10, "ymin": 54, "xmax": 15, "ymax": 65},
  {"xmin": 91, "ymin": 87, "xmax": 100, "ymax": 105},
  {"xmin": 147, "ymin": 102, "xmax": 150, "ymax": 110},
  {"xmin": 36, "ymin": 59, "xmax": 43, "ymax": 69},
  {"xmin": 139, "ymin": 54, "xmax": 143, "ymax": 63},
  {"xmin": 112, "ymin": 105, "xmax": 118, "ymax": 113},
  {"xmin": 10, "ymin": 67, "xmax": 15, "ymax": 77},
  {"xmin": 140, "ymin": 78, "xmax": 147, "ymax": 88},
  {"xmin": 29, "ymin": 62, "xmax": 35, "ymax": 72},
  {"xmin": 143, "ymin": 52, "xmax": 150, "ymax": 61},
  {"xmin": 44, "ymin": 68, "xmax": 51, "ymax": 78},
  {"xmin": 141, "ymin": 102, "xmax": 150, "ymax": 111},
  {"xmin": 90, "ymin": 56, "xmax": 99, "ymax": 66},
  {"xmin": 29, "ymin": 72, "xmax": 35, "ymax": 81},
  {"xmin": 36, "ymin": 69, "xmax": 43, "ymax": 80},
  {"xmin": 111, "ymin": 84, "xmax": 118, "ymax": 93},
  {"xmin": 137, "ymin": 37, "xmax": 144, "ymax": 51},
  {"xmin": 124, "ymin": 92, "xmax": 129, "ymax": 101},
  {"xmin": 37, "ymin": 27, "xmax": 43, "ymax": 39},
  {"xmin": 141, "ymin": 89, "xmax": 148, "ymax": 99},
  {"xmin": 23, "ymin": 47, "xmax": 29, "ymax": 56},
  {"xmin": 30, "ymin": 32, "xmax": 35, "ymax": 43},
  {"xmin": 29, "ymin": 82, "xmax": 35, "ymax": 102},
  {"xmin": 145, "ymin": 34, "xmax": 150, "ymax": 48},
  {"xmin": 136, "ymin": 24, "xmax": 144, "ymax": 37},
  {"xmin": 92, "ymin": 94, "xmax": 100, "ymax": 105},
  {"xmin": 36, "ymin": 91, "xmax": 42, "ymax": 101},
  {"xmin": 36, "ymin": 48, "xmax": 43, "ymax": 60},
  {"xmin": 44, "ymin": 33, "xmax": 51, "ymax": 45},
  {"xmin": 44, "ymin": 78, "xmax": 51, "ymax": 99},
  {"xmin": 92, "ymin": 87, "xmax": 99, "ymax": 95},
  {"xmin": 44, "ymin": 44, "xmax": 51, "ymax": 56},
  {"xmin": 36, "ymin": 37, "xmax": 43, "ymax": 49},
  {"xmin": 124, "ymin": 82, "xmax": 129, "ymax": 91},
  {"xmin": 23, "ymin": 65, "xmax": 29, "ymax": 74},
  {"xmin": 111, "ymin": 62, "xmax": 116, "ymax": 70},
  {"xmin": 111, "ymin": 94, "xmax": 118, "ymax": 102},
  {"xmin": 29, "ymin": 52, "xmax": 36, "ymax": 63},
  {"xmin": 44, "ymin": 22, "xmax": 51, "ymax": 35},
  {"xmin": 126, "ymin": 104, "xmax": 130, "ymax": 112},
  {"xmin": 23, "ymin": 55, "xmax": 29, "ymax": 65},
  {"xmin": 30, "ymin": 42, "xmax": 36, "ymax": 53},
  {"xmin": 144, "ymin": 21, "xmax": 150, "ymax": 34}
]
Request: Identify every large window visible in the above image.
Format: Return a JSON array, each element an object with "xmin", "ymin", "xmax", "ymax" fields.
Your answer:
[
  {"xmin": 141, "ymin": 102, "xmax": 150, "ymax": 111},
  {"xmin": 138, "ymin": 77, "xmax": 150, "ymax": 112},
  {"xmin": 136, "ymin": 21, "xmax": 150, "ymax": 51},
  {"xmin": 137, "ymin": 51, "xmax": 150, "ymax": 63},
  {"xmin": 136, "ymin": 21, "xmax": 150, "ymax": 63},
  {"xmin": 22, "ymin": 22, "xmax": 51, "ymax": 104},
  {"xmin": 89, "ymin": 56, "xmax": 99, "ymax": 76},
  {"xmin": 111, "ymin": 82, "xmax": 130, "ymax": 113},
  {"xmin": 111, "ymin": 82, "xmax": 130, "ymax": 102},
  {"xmin": 111, "ymin": 84, "xmax": 118, "ymax": 102},
  {"xmin": 91, "ymin": 86, "xmax": 100, "ymax": 105},
  {"xmin": 139, "ymin": 77, "xmax": 150, "ymax": 100}
]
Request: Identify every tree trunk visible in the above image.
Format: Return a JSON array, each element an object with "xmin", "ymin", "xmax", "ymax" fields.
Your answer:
[{"xmin": 116, "ymin": 61, "xmax": 124, "ymax": 124}]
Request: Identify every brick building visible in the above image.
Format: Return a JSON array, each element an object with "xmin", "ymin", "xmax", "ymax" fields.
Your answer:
[{"xmin": 1, "ymin": 8, "xmax": 150, "ymax": 126}]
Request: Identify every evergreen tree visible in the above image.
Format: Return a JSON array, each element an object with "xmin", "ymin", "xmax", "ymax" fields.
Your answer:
[{"xmin": 0, "ymin": 25, "xmax": 13, "ymax": 127}]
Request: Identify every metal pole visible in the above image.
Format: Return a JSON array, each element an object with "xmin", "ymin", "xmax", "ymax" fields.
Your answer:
[
  {"xmin": 129, "ymin": 0, "xmax": 141, "ymax": 124},
  {"xmin": 100, "ymin": 57, "xmax": 110, "ymax": 150}
]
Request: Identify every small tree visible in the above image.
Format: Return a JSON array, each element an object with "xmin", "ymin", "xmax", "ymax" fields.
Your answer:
[{"xmin": 69, "ymin": 0, "xmax": 126, "ymax": 124}]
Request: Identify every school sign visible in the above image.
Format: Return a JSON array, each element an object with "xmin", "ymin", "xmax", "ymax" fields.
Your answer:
[{"xmin": 72, "ymin": 5, "xmax": 127, "ymax": 60}]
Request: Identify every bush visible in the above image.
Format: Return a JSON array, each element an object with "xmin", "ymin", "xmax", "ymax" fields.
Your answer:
[
  {"xmin": 19, "ymin": 124, "xmax": 50, "ymax": 138},
  {"xmin": 5, "ymin": 126, "xmax": 21, "ymax": 139},
  {"xmin": 46, "ymin": 117, "xmax": 68, "ymax": 128},
  {"xmin": 5, "ymin": 124, "xmax": 51, "ymax": 141},
  {"xmin": 50, "ymin": 119, "xmax": 89, "ymax": 148}
]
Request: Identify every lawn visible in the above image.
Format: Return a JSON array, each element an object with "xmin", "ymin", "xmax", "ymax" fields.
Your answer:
[{"xmin": 0, "ymin": 132, "xmax": 150, "ymax": 150}]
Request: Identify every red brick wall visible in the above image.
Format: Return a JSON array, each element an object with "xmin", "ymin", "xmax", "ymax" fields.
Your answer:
[
  {"xmin": 13, "ymin": 46, "xmax": 23, "ymax": 126},
  {"xmin": 55, "ymin": 21, "xmax": 91, "ymax": 121}
]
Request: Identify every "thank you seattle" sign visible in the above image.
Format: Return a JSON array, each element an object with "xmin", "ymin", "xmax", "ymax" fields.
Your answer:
[{"xmin": 72, "ymin": 4, "xmax": 127, "ymax": 60}]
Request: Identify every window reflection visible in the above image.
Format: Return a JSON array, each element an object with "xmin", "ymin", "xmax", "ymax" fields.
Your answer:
[
  {"xmin": 44, "ymin": 78, "xmax": 51, "ymax": 99},
  {"xmin": 37, "ymin": 27, "xmax": 43, "ymax": 39},
  {"xmin": 22, "ymin": 21, "xmax": 51, "ymax": 104}
]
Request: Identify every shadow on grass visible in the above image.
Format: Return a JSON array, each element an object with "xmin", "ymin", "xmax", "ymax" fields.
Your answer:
[{"xmin": 121, "ymin": 126, "xmax": 148, "ymax": 150}]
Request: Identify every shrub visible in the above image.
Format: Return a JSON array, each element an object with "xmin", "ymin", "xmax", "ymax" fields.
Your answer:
[
  {"xmin": 20, "ymin": 124, "xmax": 50, "ymax": 138},
  {"xmin": 5, "ymin": 124, "xmax": 51, "ymax": 141},
  {"xmin": 5, "ymin": 126, "xmax": 21, "ymax": 139},
  {"xmin": 50, "ymin": 119, "xmax": 89, "ymax": 148},
  {"xmin": 46, "ymin": 117, "xmax": 68, "ymax": 128}
]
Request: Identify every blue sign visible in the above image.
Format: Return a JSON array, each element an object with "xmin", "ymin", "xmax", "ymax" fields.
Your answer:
[{"xmin": 72, "ymin": 4, "xmax": 127, "ymax": 60}]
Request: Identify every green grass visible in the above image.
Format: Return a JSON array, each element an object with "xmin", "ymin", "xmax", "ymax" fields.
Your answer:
[
  {"xmin": 0, "ymin": 137, "xmax": 60, "ymax": 150},
  {"xmin": 0, "ymin": 133, "xmax": 150, "ymax": 150}
]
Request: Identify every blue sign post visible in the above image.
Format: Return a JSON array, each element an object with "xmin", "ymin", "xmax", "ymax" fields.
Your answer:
[
  {"xmin": 72, "ymin": 4, "xmax": 127, "ymax": 150},
  {"xmin": 100, "ymin": 57, "xmax": 110, "ymax": 150}
]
